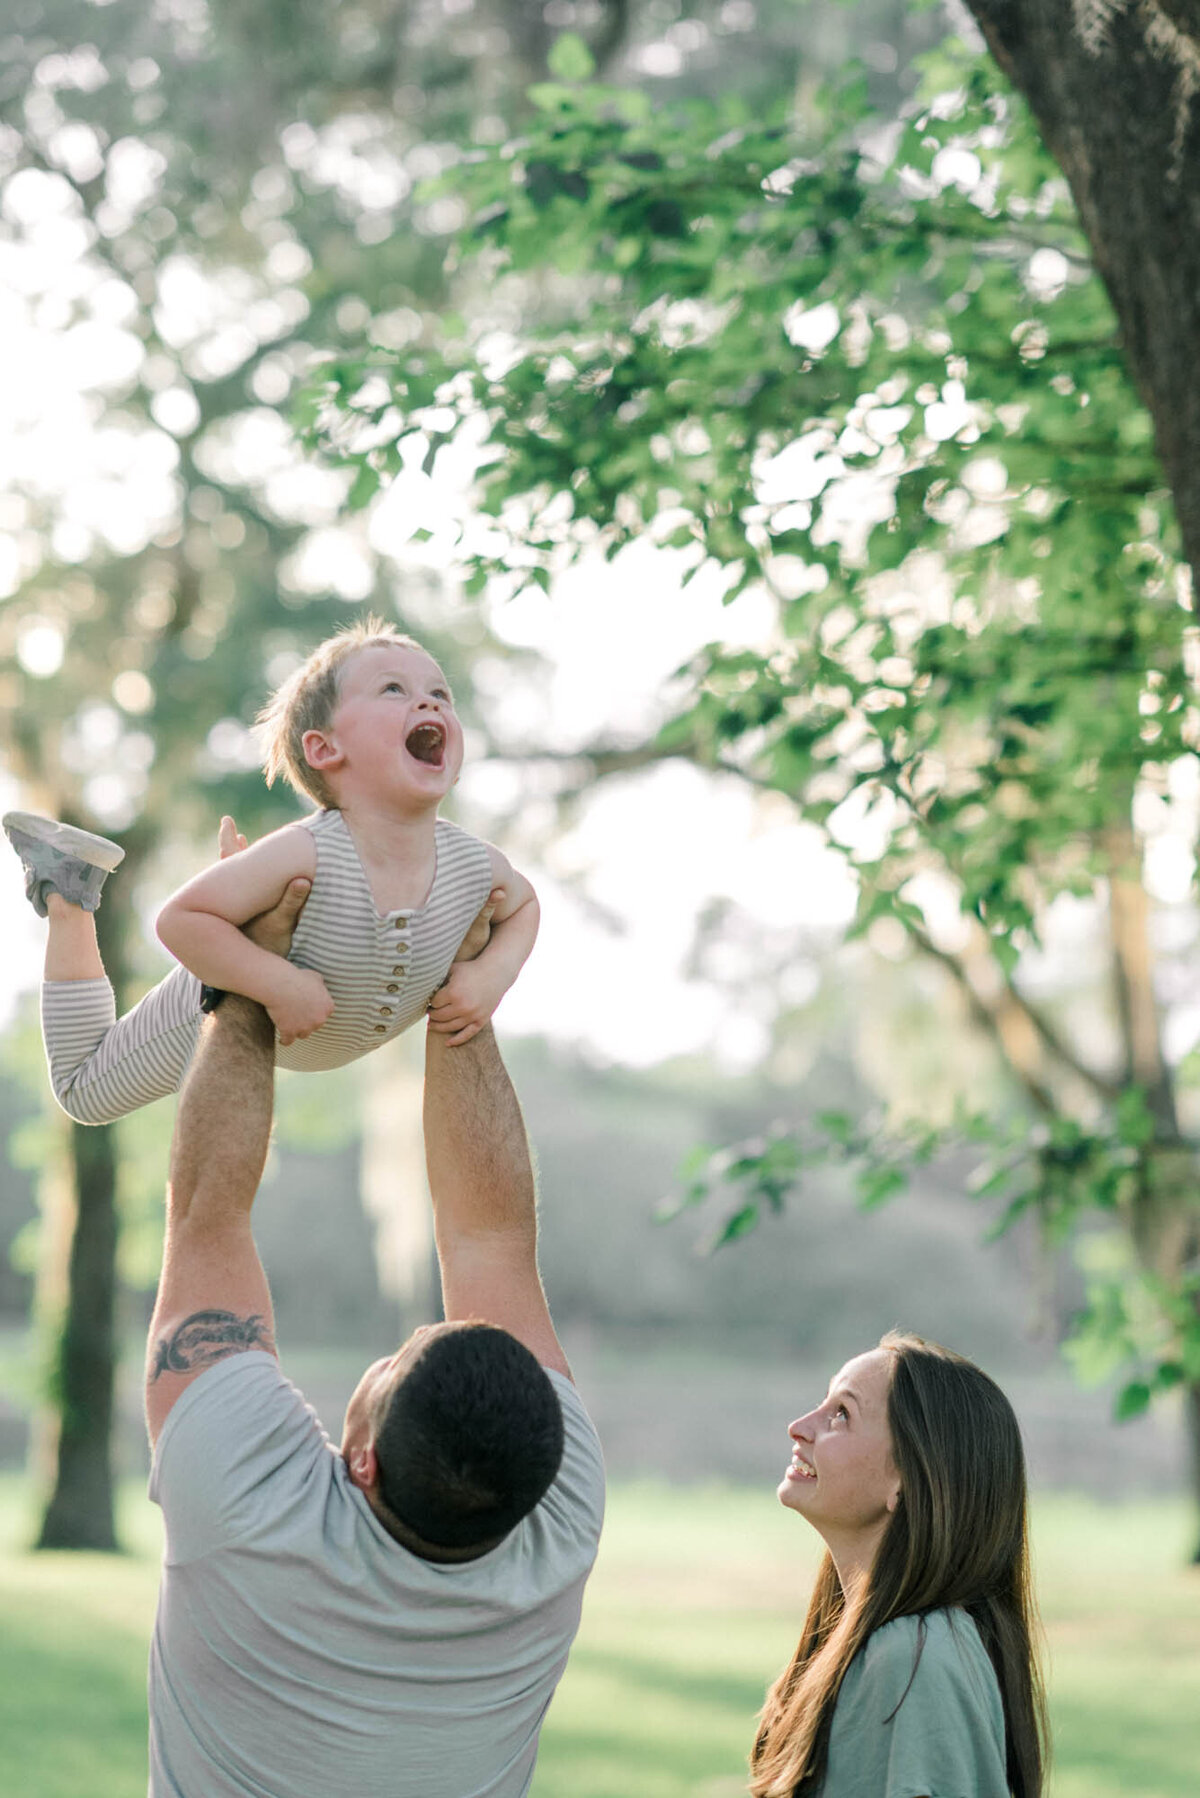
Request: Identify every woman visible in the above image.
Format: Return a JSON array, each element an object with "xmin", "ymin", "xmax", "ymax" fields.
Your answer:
[{"xmin": 751, "ymin": 1332, "xmax": 1047, "ymax": 1798}]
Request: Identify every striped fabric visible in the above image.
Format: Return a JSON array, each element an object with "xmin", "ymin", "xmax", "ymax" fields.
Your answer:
[{"xmin": 41, "ymin": 811, "xmax": 496, "ymax": 1125}]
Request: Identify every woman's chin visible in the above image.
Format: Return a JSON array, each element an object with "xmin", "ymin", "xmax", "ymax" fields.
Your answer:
[{"xmin": 778, "ymin": 1471, "xmax": 816, "ymax": 1513}]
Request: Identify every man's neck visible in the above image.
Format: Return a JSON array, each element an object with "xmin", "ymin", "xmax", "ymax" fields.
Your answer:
[{"xmin": 362, "ymin": 1484, "xmax": 502, "ymax": 1563}]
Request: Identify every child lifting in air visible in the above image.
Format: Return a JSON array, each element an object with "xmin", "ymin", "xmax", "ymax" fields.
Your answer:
[{"xmin": 3, "ymin": 619, "xmax": 538, "ymax": 1125}]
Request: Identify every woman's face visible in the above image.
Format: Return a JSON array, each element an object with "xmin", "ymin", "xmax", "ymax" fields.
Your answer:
[{"xmin": 778, "ymin": 1348, "xmax": 901, "ymax": 1572}]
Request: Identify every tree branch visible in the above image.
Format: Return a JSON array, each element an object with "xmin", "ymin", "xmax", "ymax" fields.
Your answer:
[
  {"xmin": 999, "ymin": 972, "xmax": 1123, "ymax": 1102},
  {"xmin": 1104, "ymin": 820, "xmax": 1182, "ymax": 1139},
  {"xmin": 901, "ymin": 919, "xmax": 1061, "ymax": 1119}
]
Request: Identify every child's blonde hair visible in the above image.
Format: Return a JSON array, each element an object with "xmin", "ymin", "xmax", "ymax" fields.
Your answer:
[{"xmin": 257, "ymin": 617, "xmax": 426, "ymax": 807}]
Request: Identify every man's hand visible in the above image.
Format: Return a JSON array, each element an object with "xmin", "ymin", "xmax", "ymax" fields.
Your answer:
[
  {"xmin": 218, "ymin": 814, "xmax": 248, "ymax": 859},
  {"xmin": 453, "ymin": 886, "xmax": 503, "ymax": 964},
  {"xmin": 242, "ymin": 875, "xmax": 312, "ymax": 958}
]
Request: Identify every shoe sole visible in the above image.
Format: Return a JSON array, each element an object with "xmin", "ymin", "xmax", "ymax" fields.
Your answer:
[{"xmin": 2, "ymin": 811, "xmax": 126, "ymax": 872}]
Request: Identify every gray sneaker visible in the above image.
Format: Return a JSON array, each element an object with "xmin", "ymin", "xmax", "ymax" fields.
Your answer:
[{"xmin": 2, "ymin": 811, "xmax": 126, "ymax": 917}]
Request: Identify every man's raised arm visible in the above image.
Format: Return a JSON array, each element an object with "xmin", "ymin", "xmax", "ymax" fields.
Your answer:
[
  {"xmin": 144, "ymin": 876, "xmax": 310, "ymax": 1445},
  {"xmin": 423, "ymin": 1025, "xmax": 570, "ymax": 1380}
]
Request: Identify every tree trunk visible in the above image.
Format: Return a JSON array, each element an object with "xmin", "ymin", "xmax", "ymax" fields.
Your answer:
[
  {"xmin": 35, "ymin": 845, "xmax": 139, "ymax": 1551},
  {"xmin": 963, "ymin": 0, "xmax": 1200, "ymax": 594},
  {"xmin": 1186, "ymin": 1382, "xmax": 1200, "ymax": 1564},
  {"xmin": 35, "ymin": 1115, "xmax": 119, "ymax": 1551}
]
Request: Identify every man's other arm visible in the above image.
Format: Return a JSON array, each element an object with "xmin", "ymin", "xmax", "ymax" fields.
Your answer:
[{"xmin": 423, "ymin": 1025, "xmax": 571, "ymax": 1380}]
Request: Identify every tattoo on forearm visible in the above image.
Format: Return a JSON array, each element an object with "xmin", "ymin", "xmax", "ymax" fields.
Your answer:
[{"xmin": 151, "ymin": 1309, "xmax": 275, "ymax": 1381}]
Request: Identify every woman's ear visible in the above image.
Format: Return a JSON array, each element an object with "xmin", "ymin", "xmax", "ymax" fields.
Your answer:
[
  {"xmin": 885, "ymin": 1483, "xmax": 901, "ymax": 1516},
  {"xmin": 302, "ymin": 728, "xmax": 342, "ymax": 773}
]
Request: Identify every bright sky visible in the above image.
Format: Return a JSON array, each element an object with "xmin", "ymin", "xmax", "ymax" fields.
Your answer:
[{"xmin": 466, "ymin": 551, "xmax": 859, "ymax": 1064}]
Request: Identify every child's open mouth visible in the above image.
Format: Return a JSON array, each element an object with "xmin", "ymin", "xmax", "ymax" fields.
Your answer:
[{"xmin": 405, "ymin": 721, "xmax": 445, "ymax": 767}]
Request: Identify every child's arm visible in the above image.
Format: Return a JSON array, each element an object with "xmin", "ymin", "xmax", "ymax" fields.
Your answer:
[
  {"xmin": 156, "ymin": 825, "xmax": 332, "ymax": 1047},
  {"xmin": 427, "ymin": 847, "xmax": 539, "ymax": 1047}
]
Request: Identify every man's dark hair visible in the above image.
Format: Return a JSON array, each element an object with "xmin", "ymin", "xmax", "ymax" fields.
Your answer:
[{"xmin": 375, "ymin": 1322, "xmax": 565, "ymax": 1551}]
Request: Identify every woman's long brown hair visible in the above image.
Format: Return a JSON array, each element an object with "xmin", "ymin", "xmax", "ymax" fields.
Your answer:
[{"xmin": 750, "ymin": 1333, "xmax": 1048, "ymax": 1797}]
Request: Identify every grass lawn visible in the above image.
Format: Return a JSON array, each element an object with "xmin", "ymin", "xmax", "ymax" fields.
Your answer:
[{"xmin": 0, "ymin": 1477, "xmax": 1196, "ymax": 1797}]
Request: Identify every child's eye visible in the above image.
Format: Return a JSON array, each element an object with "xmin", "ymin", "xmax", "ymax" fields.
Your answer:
[{"xmin": 383, "ymin": 680, "xmax": 405, "ymax": 694}]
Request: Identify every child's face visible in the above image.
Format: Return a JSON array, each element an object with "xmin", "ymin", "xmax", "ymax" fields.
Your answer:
[{"xmin": 307, "ymin": 643, "xmax": 465, "ymax": 808}]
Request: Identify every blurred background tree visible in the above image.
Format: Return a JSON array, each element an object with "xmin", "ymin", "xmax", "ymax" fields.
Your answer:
[
  {"xmin": 0, "ymin": 0, "xmax": 943, "ymax": 1551},
  {"xmin": 309, "ymin": 14, "xmax": 1200, "ymax": 1552},
  {"xmin": 8, "ymin": 0, "xmax": 1195, "ymax": 1563},
  {"xmin": 0, "ymin": 0, "xmax": 656, "ymax": 1549}
]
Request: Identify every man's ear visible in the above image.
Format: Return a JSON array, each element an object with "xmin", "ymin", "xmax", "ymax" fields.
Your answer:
[
  {"xmin": 346, "ymin": 1442, "xmax": 378, "ymax": 1494},
  {"xmin": 302, "ymin": 728, "xmax": 343, "ymax": 773}
]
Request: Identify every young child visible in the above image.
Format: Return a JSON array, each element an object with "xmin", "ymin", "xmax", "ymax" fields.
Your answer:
[{"xmin": 4, "ymin": 620, "xmax": 538, "ymax": 1126}]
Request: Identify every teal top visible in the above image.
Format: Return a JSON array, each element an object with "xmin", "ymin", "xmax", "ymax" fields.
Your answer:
[{"xmin": 816, "ymin": 1608, "xmax": 1010, "ymax": 1798}]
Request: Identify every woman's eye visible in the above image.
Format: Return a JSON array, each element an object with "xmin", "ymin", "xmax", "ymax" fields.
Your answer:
[{"xmin": 834, "ymin": 1404, "xmax": 848, "ymax": 1422}]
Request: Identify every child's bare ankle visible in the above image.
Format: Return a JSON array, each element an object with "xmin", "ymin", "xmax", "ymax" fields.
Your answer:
[{"xmin": 43, "ymin": 894, "xmax": 104, "ymax": 981}]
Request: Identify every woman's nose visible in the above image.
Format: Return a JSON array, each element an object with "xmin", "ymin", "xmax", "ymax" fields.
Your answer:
[{"xmin": 789, "ymin": 1413, "xmax": 815, "ymax": 1442}]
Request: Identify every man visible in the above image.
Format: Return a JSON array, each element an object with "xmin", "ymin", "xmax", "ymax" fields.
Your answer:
[{"xmin": 143, "ymin": 878, "xmax": 605, "ymax": 1797}]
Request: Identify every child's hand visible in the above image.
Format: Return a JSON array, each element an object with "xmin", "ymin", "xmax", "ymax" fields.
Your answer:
[
  {"xmin": 427, "ymin": 960, "xmax": 507, "ymax": 1046},
  {"xmin": 265, "ymin": 965, "xmax": 334, "ymax": 1047}
]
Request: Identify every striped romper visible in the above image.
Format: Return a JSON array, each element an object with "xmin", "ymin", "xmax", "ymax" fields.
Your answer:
[{"xmin": 41, "ymin": 809, "xmax": 496, "ymax": 1126}]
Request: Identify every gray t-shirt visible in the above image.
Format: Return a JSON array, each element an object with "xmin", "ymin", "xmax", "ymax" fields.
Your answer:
[
  {"xmin": 147, "ymin": 1351, "xmax": 605, "ymax": 1798},
  {"xmin": 818, "ymin": 1608, "xmax": 1010, "ymax": 1798}
]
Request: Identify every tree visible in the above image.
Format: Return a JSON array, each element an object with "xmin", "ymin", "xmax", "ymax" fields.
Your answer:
[
  {"xmin": 962, "ymin": 1, "xmax": 1200, "ymax": 583},
  {"xmin": 0, "ymin": 0, "xmax": 642, "ymax": 1549},
  {"xmin": 310, "ymin": 32, "xmax": 1200, "ymax": 1549}
]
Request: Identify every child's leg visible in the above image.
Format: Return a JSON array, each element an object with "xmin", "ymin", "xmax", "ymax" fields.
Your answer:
[
  {"xmin": 5, "ymin": 812, "xmax": 203, "ymax": 1125},
  {"xmin": 43, "ymin": 961, "xmax": 204, "ymax": 1125}
]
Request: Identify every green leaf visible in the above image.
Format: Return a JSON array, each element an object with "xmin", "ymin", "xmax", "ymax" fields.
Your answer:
[
  {"xmin": 527, "ymin": 82, "xmax": 576, "ymax": 114},
  {"xmin": 1114, "ymin": 1086, "xmax": 1154, "ymax": 1149},
  {"xmin": 347, "ymin": 462, "xmax": 380, "ymax": 509},
  {"xmin": 815, "ymin": 1110, "xmax": 855, "ymax": 1147},
  {"xmin": 1114, "ymin": 1379, "xmax": 1152, "ymax": 1421},
  {"xmin": 968, "ymin": 1161, "xmax": 1017, "ymax": 1200},
  {"xmin": 678, "ymin": 1141, "xmax": 716, "ymax": 1182},
  {"xmin": 710, "ymin": 1203, "xmax": 761, "ymax": 1249},
  {"xmin": 856, "ymin": 1166, "xmax": 908, "ymax": 1210},
  {"xmin": 983, "ymin": 1191, "xmax": 1034, "ymax": 1241},
  {"xmin": 546, "ymin": 33, "xmax": 595, "ymax": 83}
]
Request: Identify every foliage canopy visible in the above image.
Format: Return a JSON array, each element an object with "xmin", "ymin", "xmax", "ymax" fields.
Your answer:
[{"xmin": 309, "ymin": 38, "xmax": 1200, "ymax": 1419}]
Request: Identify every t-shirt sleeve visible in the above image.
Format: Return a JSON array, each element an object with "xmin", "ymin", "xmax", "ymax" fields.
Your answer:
[
  {"xmin": 864, "ymin": 1617, "xmax": 1010, "ymax": 1798},
  {"xmin": 149, "ymin": 1351, "xmax": 332, "ymax": 1566},
  {"xmin": 540, "ymin": 1371, "xmax": 606, "ymax": 1552}
]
